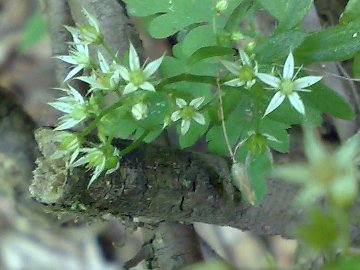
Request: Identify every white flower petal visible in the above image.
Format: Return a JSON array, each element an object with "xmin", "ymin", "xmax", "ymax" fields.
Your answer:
[
  {"xmin": 263, "ymin": 92, "xmax": 286, "ymax": 117},
  {"xmin": 71, "ymin": 156, "xmax": 88, "ymax": 167},
  {"xmin": 84, "ymin": 44, "xmax": 89, "ymax": 57},
  {"xmin": 220, "ymin": 60, "xmax": 239, "ymax": 75},
  {"xmin": 171, "ymin": 110, "xmax": 181, "ymax": 122},
  {"xmin": 239, "ymin": 50, "xmax": 251, "ymax": 65},
  {"xmin": 98, "ymin": 51, "xmax": 110, "ymax": 72},
  {"xmin": 140, "ymin": 81, "xmax": 155, "ymax": 91},
  {"xmin": 56, "ymin": 55, "xmax": 77, "ymax": 65},
  {"xmin": 64, "ymin": 65, "xmax": 83, "ymax": 82},
  {"xmin": 123, "ymin": 83, "xmax": 138, "ymax": 95},
  {"xmin": 288, "ymin": 92, "xmax": 305, "ymax": 115},
  {"xmin": 88, "ymin": 158, "xmax": 106, "ymax": 188},
  {"xmin": 293, "ymin": 76, "xmax": 322, "ymax": 90},
  {"xmin": 143, "ymin": 56, "xmax": 164, "ymax": 78},
  {"xmin": 224, "ymin": 78, "xmax": 244, "ymax": 87},
  {"xmin": 82, "ymin": 8, "xmax": 99, "ymax": 31},
  {"xmin": 68, "ymin": 85, "xmax": 84, "ymax": 103},
  {"xmin": 55, "ymin": 118, "xmax": 82, "ymax": 130},
  {"xmin": 193, "ymin": 112, "xmax": 205, "ymax": 125},
  {"xmin": 176, "ymin": 98, "xmax": 187, "ymax": 108},
  {"xmin": 256, "ymin": 73, "xmax": 281, "ymax": 88},
  {"xmin": 283, "ymin": 51, "xmax": 294, "ymax": 79},
  {"xmin": 69, "ymin": 149, "xmax": 80, "ymax": 165},
  {"xmin": 49, "ymin": 102, "xmax": 73, "ymax": 113},
  {"xmin": 245, "ymin": 80, "xmax": 256, "ymax": 89},
  {"xmin": 129, "ymin": 43, "xmax": 140, "ymax": 71},
  {"xmin": 181, "ymin": 119, "xmax": 191, "ymax": 135},
  {"xmin": 118, "ymin": 65, "xmax": 130, "ymax": 81},
  {"xmin": 190, "ymin": 97, "xmax": 205, "ymax": 108}
]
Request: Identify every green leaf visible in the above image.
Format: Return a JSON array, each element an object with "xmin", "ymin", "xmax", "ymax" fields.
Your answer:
[
  {"xmin": 207, "ymin": 101, "xmax": 250, "ymax": 155},
  {"xmin": 19, "ymin": 8, "xmax": 47, "ymax": 51},
  {"xmin": 147, "ymin": 0, "xmax": 214, "ymax": 38},
  {"xmin": 159, "ymin": 56, "xmax": 187, "ymax": 78},
  {"xmin": 187, "ymin": 46, "xmax": 234, "ymax": 66},
  {"xmin": 353, "ymin": 51, "xmax": 360, "ymax": 78},
  {"xmin": 259, "ymin": 119, "xmax": 289, "ymax": 153},
  {"xmin": 302, "ymin": 83, "xmax": 355, "ymax": 120},
  {"xmin": 124, "ymin": 0, "xmax": 244, "ymax": 38},
  {"xmin": 340, "ymin": 0, "xmax": 360, "ymax": 25},
  {"xmin": 248, "ymin": 152, "xmax": 271, "ymax": 204},
  {"xmin": 257, "ymin": 0, "xmax": 312, "ymax": 30},
  {"xmin": 140, "ymin": 92, "xmax": 172, "ymax": 129},
  {"xmin": 295, "ymin": 19, "xmax": 360, "ymax": 63},
  {"xmin": 99, "ymin": 107, "xmax": 137, "ymax": 139},
  {"xmin": 181, "ymin": 25, "xmax": 217, "ymax": 56},
  {"xmin": 224, "ymin": 0, "xmax": 252, "ymax": 32},
  {"xmin": 254, "ymin": 30, "xmax": 306, "ymax": 63}
]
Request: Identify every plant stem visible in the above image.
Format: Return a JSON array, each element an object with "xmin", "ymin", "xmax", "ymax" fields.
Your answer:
[
  {"xmin": 79, "ymin": 99, "xmax": 123, "ymax": 138},
  {"xmin": 102, "ymin": 40, "xmax": 120, "ymax": 64},
  {"xmin": 119, "ymin": 130, "xmax": 150, "ymax": 156},
  {"xmin": 216, "ymin": 78, "xmax": 235, "ymax": 162}
]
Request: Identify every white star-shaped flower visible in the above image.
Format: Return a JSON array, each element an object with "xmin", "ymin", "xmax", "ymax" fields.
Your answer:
[
  {"xmin": 171, "ymin": 97, "xmax": 206, "ymax": 135},
  {"xmin": 56, "ymin": 34, "xmax": 91, "ymax": 82},
  {"xmin": 118, "ymin": 43, "xmax": 163, "ymax": 95},
  {"xmin": 221, "ymin": 50, "xmax": 258, "ymax": 89},
  {"xmin": 72, "ymin": 145, "xmax": 120, "ymax": 187},
  {"xmin": 256, "ymin": 51, "xmax": 322, "ymax": 117},
  {"xmin": 49, "ymin": 85, "xmax": 87, "ymax": 131}
]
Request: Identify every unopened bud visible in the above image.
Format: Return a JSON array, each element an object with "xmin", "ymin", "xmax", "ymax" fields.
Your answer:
[
  {"xmin": 132, "ymin": 103, "xmax": 148, "ymax": 121},
  {"xmin": 216, "ymin": 0, "xmax": 228, "ymax": 13}
]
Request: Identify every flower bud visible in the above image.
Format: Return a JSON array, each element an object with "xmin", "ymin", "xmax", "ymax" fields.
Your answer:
[
  {"xmin": 132, "ymin": 103, "xmax": 148, "ymax": 121},
  {"xmin": 216, "ymin": 0, "xmax": 228, "ymax": 13},
  {"xmin": 231, "ymin": 162, "xmax": 256, "ymax": 205}
]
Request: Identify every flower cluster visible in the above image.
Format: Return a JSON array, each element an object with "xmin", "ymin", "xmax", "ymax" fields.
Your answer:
[{"xmin": 49, "ymin": 8, "xmax": 327, "ymax": 191}]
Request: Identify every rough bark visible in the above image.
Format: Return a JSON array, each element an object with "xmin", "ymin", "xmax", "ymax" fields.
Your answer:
[
  {"xmin": 31, "ymin": 128, "xmax": 300, "ymax": 238},
  {"xmin": 39, "ymin": 0, "xmax": 76, "ymax": 86}
]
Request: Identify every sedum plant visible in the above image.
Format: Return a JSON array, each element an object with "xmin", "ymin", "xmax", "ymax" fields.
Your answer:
[{"xmin": 49, "ymin": 1, "xmax": 358, "ymax": 207}]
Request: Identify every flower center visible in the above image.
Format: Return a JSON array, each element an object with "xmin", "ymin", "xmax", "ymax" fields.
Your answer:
[
  {"xmin": 238, "ymin": 65, "xmax": 254, "ymax": 82},
  {"xmin": 88, "ymin": 150, "xmax": 105, "ymax": 167},
  {"xmin": 73, "ymin": 51, "xmax": 91, "ymax": 67},
  {"xmin": 80, "ymin": 25, "xmax": 103, "ymax": 44},
  {"xmin": 70, "ymin": 104, "xmax": 87, "ymax": 120},
  {"xmin": 181, "ymin": 106, "xmax": 195, "ymax": 120},
  {"xmin": 130, "ymin": 70, "xmax": 145, "ymax": 87},
  {"xmin": 280, "ymin": 79, "xmax": 294, "ymax": 95}
]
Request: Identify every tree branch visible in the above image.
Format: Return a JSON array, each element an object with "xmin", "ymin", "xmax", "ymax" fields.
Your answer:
[{"xmin": 31, "ymin": 128, "xmax": 301, "ymax": 238}]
